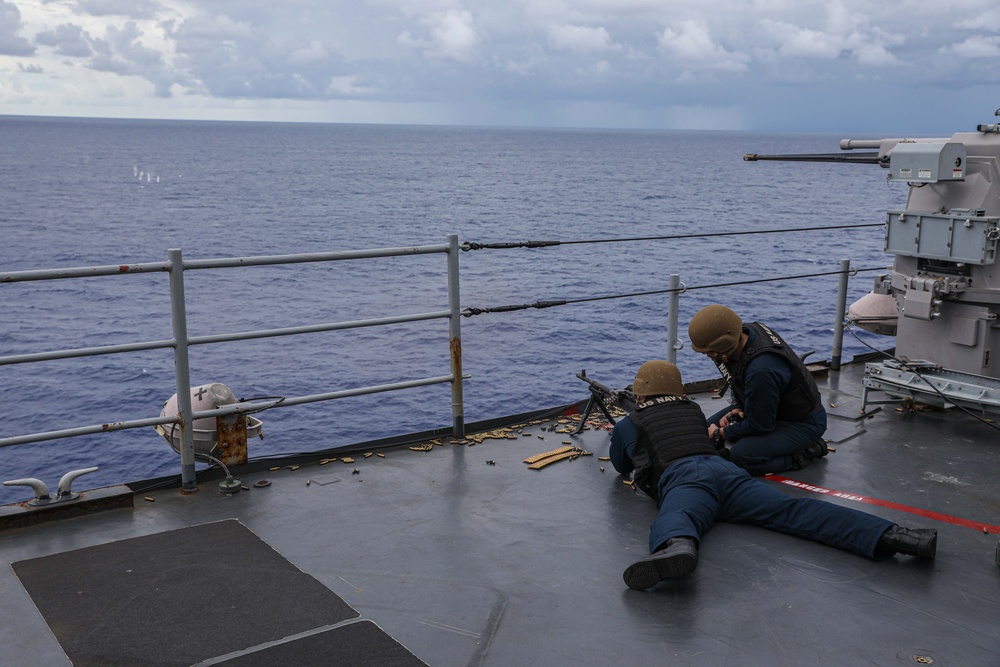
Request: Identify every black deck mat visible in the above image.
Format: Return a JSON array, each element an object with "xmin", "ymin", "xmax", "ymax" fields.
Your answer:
[
  {"xmin": 13, "ymin": 519, "xmax": 361, "ymax": 666},
  {"xmin": 212, "ymin": 620, "xmax": 428, "ymax": 666}
]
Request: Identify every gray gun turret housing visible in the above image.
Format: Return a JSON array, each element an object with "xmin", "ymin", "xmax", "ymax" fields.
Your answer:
[
  {"xmin": 881, "ymin": 130, "xmax": 1000, "ymax": 377},
  {"xmin": 746, "ymin": 116, "xmax": 1000, "ymax": 379}
]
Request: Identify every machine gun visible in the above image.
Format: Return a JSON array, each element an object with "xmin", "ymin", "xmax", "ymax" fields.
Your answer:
[{"xmin": 573, "ymin": 370, "xmax": 636, "ymax": 434}]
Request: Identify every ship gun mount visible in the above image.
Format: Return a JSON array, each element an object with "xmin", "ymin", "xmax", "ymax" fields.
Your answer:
[
  {"xmin": 861, "ymin": 358, "xmax": 1000, "ymax": 417},
  {"xmin": 747, "ymin": 111, "xmax": 1000, "ymax": 412}
]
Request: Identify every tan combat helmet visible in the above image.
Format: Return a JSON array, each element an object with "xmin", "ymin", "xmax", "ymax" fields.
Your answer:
[
  {"xmin": 633, "ymin": 360, "xmax": 684, "ymax": 397},
  {"xmin": 688, "ymin": 304, "xmax": 743, "ymax": 354}
]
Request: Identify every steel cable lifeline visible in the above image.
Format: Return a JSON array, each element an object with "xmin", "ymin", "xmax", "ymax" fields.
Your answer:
[
  {"xmin": 460, "ymin": 223, "xmax": 883, "ymax": 251},
  {"xmin": 462, "ymin": 266, "xmax": 882, "ymax": 317}
]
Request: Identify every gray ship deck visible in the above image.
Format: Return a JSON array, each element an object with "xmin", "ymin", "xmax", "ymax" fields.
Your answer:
[{"xmin": 2, "ymin": 360, "xmax": 999, "ymax": 666}]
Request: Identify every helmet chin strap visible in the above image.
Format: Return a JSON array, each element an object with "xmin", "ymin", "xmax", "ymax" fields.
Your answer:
[
  {"xmin": 722, "ymin": 332, "xmax": 748, "ymax": 362},
  {"xmin": 709, "ymin": 332, "xmax": 748, "ymax": 398}
]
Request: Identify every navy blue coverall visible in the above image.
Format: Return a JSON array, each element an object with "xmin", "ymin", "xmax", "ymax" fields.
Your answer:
[
  {"xmin": 610, "ymin": 412, "xmax": 892, "ymax": 558},
  {"xmin": 709, "ymin": 327, "xmax": 827, "ymax": 475}
]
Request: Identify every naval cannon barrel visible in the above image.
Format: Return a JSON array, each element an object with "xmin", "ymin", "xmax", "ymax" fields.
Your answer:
[
  {"xmin": 743, "ymin": 152, "xmax": 887, "ymax": 164},
  {"xmin": 745, "ymin": 136, "xmax": 953, "ymax": 166}
]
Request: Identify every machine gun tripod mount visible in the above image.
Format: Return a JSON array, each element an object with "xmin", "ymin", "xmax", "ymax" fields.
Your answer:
[{"xmin": 573, "ymin": 370, "xmax": 636, "ymax": 434}]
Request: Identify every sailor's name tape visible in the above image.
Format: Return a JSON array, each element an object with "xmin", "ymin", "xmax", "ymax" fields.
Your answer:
[{"xmin": 768, "ymin": 474, "xmax": 1000, "ymax": 535}]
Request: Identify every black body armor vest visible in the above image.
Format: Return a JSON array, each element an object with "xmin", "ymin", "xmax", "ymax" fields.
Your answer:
[
  {"xmin": 630, "ymin": 396, "xmax": 717, "ymax": 500},
  {"xmin": 716, "ymin": 322, "xmax": 822, "ymax": 421}
]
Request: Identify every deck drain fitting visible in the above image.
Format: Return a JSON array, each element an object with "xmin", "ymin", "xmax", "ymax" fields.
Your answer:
[
  {"xmin": 254, "ymin": 479, "xmax": 272, "ymax": 488},
  {"xmin": 896, "ymin": 649, "xmax": 940, "ymax": 665}
]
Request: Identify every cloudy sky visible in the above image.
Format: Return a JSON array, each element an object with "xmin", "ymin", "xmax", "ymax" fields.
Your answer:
[{"xmin": 1, "ymin": 0, "xmax": 998, "ymax": 133}]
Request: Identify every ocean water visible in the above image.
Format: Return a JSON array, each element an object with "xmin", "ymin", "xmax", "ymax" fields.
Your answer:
[{"xmin": 0, "ymin": 116, "xmax": 908, "ymax": 502}]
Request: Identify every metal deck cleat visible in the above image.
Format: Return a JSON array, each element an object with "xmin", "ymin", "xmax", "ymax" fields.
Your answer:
[{"xmin": 3, "ymin": 467, "xmax": 99, "ymax": 506}]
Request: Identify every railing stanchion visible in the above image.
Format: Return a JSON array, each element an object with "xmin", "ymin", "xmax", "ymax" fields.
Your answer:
[
  {"xmin": 667, "ymin": 274, "xmax": 681, "ymax": 364},
  {"xmin": 168, "ymin": 249, "xmax": 197, "ymax": 492},
  {"xmin": 447, "ymin": 235, "xmax": 465, "ymax": 439},
  {"xmin": 832, "ymin": 258, "xmax": 851, "ymax": 372}
]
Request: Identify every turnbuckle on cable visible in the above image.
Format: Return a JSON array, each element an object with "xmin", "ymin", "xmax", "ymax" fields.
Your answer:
[
  {"xmin": 462, "ymin": 300, "xmax": 567, "ymax": 317},
  {"xmin": 461, "ymin": 240, "xmax": 561, "ymax": 251}
]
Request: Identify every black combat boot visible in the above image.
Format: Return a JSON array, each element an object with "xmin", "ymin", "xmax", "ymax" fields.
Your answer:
[
  {"xmin": 875, "ymin": 525, "xmax": 937, "ymax": 559},
  {"xmin": 623, "ymin": 537, "xmax": 698, "ymax": 590},
  {"xmin": 792, "ymin": 439, "xmax": 829, "ymax": 470}
]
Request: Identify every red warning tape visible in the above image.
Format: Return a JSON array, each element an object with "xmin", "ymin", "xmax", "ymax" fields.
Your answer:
[{"xmin": 767, "ymin": 474, "xmax": 1000, "ymax": 535}]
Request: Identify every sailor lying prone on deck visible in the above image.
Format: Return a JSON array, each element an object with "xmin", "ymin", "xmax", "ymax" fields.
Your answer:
[{"xmin": 610, "ymin": 359, "xmax": 938, "ymax": 592}]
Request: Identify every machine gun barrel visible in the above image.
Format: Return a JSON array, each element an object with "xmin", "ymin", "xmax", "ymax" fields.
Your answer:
[
  {"xmin": 743, "ymin": 152, "xmax": 887, "ymax": 165},
  {"xmin": 576, "ymin": 370, "xmax": 616, "ymax": 396}
]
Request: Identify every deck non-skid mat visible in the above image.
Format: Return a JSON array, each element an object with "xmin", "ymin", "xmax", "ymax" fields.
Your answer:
[
  {"xmin": 212, "ymin": 620, "xmax": 428, "ymax": 666},
  {"xmin": 12, "ymin": 519, "xmax": 408, "ymax": 666}
]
